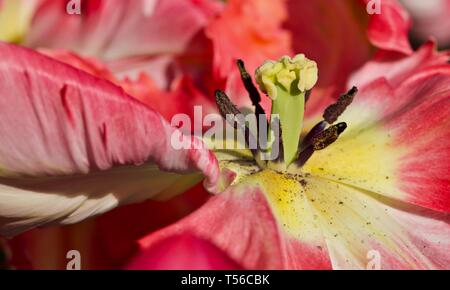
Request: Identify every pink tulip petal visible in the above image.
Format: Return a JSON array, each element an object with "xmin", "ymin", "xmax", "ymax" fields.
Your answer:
[
  {"xmin": 0, "ymin": 42, "xmax": 219, "ymax": 237},
  {"xmin": 349, "ymin": 41, "xmax": 450, "ymax": 89},
  {"xmin": 139, "ymin": 181, "xmax": 333, "ymax": 270},
  {"xmin": 25, "ymin": 0, "xmax": 221, "ymax": 61},
  {"xmin": 41, "ymin": 49, "xmax": 216, "ymax": 122},
  {"xmin": 303, "ymin": 44, "xmax": 450, "ymax": 213},
  {"xmin": 364, "ymin": 0, "xmax": 412, "ymax": 55}
]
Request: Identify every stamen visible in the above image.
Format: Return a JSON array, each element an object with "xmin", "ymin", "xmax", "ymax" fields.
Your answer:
[
  {"xmin": 299, "ymin": 120, "xmax": 327, "ymax": 151},
  {"xmin": 323, "ymin": 86, "xmax": 358, "ymax": 124},
  {"xmin": 237, "ymin": 59, "xmax": 268, "ymax": 142},
  {"xmin": 295, "ymin": 122, "xmax": 347, "ymax": 167},
  {"xmin": 312, "ymin": 122, "xmax": 347, "ymax": 150},
  {"xmin": 215, "ymin": 90, "xmax": 241, "ymax": 118},
  {"xmin": 215, "ymin": 90, "xmax": 260, "ymax": 161},
  {"xmin": 237, "ymin": 60, "xmax": 262, "ymax": 109}
]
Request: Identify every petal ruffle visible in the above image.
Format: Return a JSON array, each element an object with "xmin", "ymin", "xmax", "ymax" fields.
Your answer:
[
  {"xmin": 205, "ymin": 0, "xmax": 292, "ymax": 109},
  {"xmin": 0, "ymin": 42, "xmax": 219, "ymax": 237},
  {"xmin": 303, "ymin": 46, "xmax": 450, "ymax": 213},
  {"xmin": 40, "ymin": 49, "xmax": 216, "ymax": 121}
]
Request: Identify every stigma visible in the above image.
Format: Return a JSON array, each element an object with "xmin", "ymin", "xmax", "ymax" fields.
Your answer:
[{"xmin": 255, "ymin": 54, "xmax": 318, "ymax": 100}]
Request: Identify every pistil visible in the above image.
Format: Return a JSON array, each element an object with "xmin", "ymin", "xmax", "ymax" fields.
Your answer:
[
  {"xmin": 214, "ymin": 56, "xmax": 356, "ymax": 173},
  {"xmin": 255, "ymin": 54, "xmax": 318, "ymax": 167}
]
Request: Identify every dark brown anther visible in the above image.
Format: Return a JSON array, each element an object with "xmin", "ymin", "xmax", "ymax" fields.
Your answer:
[
  {"xmin": 312, "ymin": 122, "xmax": 347, "ymax": 151},
  {"xmin": 295, "ymin": 122, "xmax": 347, "ymax": 167},
  {"xmin": 215, "ymin": 90, "xmax": 241, "ymax": 118},
  {"xmin": 237, "ymin": 59, "xmax": 261, "ymax": 105},
  {"xmin": 236, "ymin": 59, "xmax": 269, "ymax": 151},
  {"xmin": 299, "ymin": 120, "xmax": 327, "ymax": 151},
  {"xmin": 323, "ymin": 86, "xmax": 358, "ymax": 124}
]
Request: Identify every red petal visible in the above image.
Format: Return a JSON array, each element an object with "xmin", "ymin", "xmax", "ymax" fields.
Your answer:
[
  {"xmin": 349, "ymin": 41, "xmax": 450, "ymax": 89},
  {"xmin": 304, "ymin": 44, "xmax": 450, "ymax": 213}
]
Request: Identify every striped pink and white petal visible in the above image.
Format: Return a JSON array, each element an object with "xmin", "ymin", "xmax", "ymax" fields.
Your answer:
[
  {"xmin": 0, "ymin": 42, "xmax": 219, "ymax": 237},
  {"xmin": 136, "ymin": 166, "xmax": 449, "ymax": 269},
  {"xmin": 39, "ymin": 49, "xmax": 216, "ymax": 122}
]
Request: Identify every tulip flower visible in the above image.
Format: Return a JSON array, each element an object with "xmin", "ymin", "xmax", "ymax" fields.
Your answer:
[
  {"xmin": 122, "ymin": 41, "xmax": 450, "ymax": 269},
  {"xmin": 0, "ymin": 37, "xmax": 449, "ymax": 269}
]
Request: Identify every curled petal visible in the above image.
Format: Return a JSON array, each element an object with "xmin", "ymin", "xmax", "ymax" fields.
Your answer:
[
  {"xmin": 0, "ymin": 42, "xmax": 219, "ymax": 237},
  {"xmin": 365, "ymin": 0, "xmax": 412, "ymax": 54}
]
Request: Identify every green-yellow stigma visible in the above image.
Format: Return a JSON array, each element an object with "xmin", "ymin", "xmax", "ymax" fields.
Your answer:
[{"xmin": 255, "ymin": 54, "xmax": 318, "ymax": 167}]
